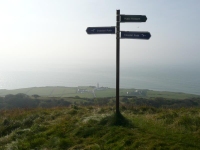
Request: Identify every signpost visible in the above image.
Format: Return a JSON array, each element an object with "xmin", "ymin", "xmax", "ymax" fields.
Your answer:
[
  {"xmin": 86, "ymin": 27, "xmax": 115, "ymax": 34},
  {"xmin": 120, "ymin": 15, "xmax": 147, "ymax": 22},
  {"xmin": 86, "ymin": 10, "xmax": 151, "ymax": 114},
  {"xmin": 121, "ymin": 31, "xmax": 151, "ymax": 40},
  {"xmin": 116, "ymin": 10, "xmax": 120, "ymax": 114}
]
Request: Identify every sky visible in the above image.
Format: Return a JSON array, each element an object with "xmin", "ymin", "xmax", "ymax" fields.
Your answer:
[{"xmin": 0, "ymin": 0, "xmax": 200, "ymax": 72}]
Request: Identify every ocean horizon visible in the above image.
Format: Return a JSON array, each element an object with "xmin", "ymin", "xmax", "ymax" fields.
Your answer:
[{"xmin": 0, "ymin": 65, "xmax": 200, "ymax": 95}]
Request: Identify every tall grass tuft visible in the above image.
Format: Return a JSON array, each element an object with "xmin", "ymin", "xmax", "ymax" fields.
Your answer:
[{"xmin": 99, "ymin": 112, "xmax": 133, "ymax": 127}]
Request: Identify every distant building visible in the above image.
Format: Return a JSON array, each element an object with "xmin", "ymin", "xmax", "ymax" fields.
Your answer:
[
  {"xmin": 96, "ymin": 87, "xmax": 108, "ymax": 90},
  {"xmin": 97, "ymin": 83, "xmax": 99, "ymax": 88},
  {"xmin": 77, "ymin": 88, "xmax": 87, "ymax": 93}
]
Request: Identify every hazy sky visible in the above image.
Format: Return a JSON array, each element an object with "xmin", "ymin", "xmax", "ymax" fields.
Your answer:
[{"xmin": 0, "ymin": 0, "xmax": 200, "ymax": 71}]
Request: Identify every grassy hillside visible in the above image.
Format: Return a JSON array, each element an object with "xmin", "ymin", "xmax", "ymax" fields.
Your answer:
[
  {"xmin": 1, "ymin": 93, "xmax": 200, "ymax": 110},
  {"xmin": 1, "ymin": 106, "xmax": 200, "ymax": 149},
  {"xmin": 0, "ymin": 86, "xmax": 199, "ymax": 99}
]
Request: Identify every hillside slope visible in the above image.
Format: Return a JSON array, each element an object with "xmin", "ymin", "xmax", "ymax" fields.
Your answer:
[
  {"xmin": 0, "ymin": 86, "xmax": 199, "ymax": 99},
  {"xmin": 1, "ymin": 106, "xmax": 200, "ymax": 149}
]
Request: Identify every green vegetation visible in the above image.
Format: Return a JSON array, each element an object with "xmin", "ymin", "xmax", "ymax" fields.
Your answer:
[
  {"xmin": 1, "ymin": 93, "xmax": 200, "ymax": 110},
  {"xmin": 0, "ymin": 86, "xmax": 199, "ymax": 99},
  {"xmin": 0, "ymin": 88, "xmax": 199, "ymax": 149},
  {"xmin": 146, "ymin": 90, "xmax": 198, "ymax": 99},
  {"xmin": 95, "ymin": 88, "xmax": 116, "ymax": 97},
  {"xmin": 0, "ymin": 93, "xmax": 200, "ymax": 110},
  {"xmin": 1, "ymin": 105, "xmax": 200, "ymax": 149}
]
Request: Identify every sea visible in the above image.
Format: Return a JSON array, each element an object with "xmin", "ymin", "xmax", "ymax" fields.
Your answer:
[{"xmin": 0, "ymin": 65, "xmax": 200, "ymax": 95}]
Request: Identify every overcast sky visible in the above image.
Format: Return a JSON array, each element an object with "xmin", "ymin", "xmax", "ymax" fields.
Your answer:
[{"xmin": 0, "ymin": 0, "xmax": 200, "ymax": 71}]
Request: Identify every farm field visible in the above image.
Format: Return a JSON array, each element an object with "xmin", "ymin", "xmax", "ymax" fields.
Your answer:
[
  {"xmin": 0, "ymin": 86, "xmax": 200, "ymax": 99},
  {"xmin": 0, "ymin": 86, "xmax": 199, "ymax": 99}
]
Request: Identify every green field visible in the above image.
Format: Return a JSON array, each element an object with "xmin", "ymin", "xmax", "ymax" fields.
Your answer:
[
  {"xmin": 95, "ymin": 88, "xmax": 116, "ymax": 97},
  {"xmin": 146, "ymin": 90, "xmax": 199, "ymax": 99},
  {"xmin": 0, "ymin": 86, "xmax": 199, "ymax": 99}
]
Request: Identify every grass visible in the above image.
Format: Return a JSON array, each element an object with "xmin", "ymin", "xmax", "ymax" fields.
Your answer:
[
  {"xmin": 99, "ymin": 111, "xmax": 133, "ymax": 127},
  {"xmin": 147, "ymin": 90, "xmax": 199, "ymax": 99},
  {"xmin": 0, "ymin": 86, "xmax": 199, "ymax": 99},
  {"xmin": 30, "ymin": 87, "xmax": 55, "ymax": 96},
  {"xmin": 0, "ymin": 88, "xmax": 31, "ymax": 95},
  {"xmin": 62, "ymin": 92, "xmax": 94, "ymax": 98},
  {"xmin": 1, "ymin": 106, "xmax": 200, "ymax": 149},
  {"xmin": 95, "ymin": 88, "xmax": 116, "ymax": 97}
]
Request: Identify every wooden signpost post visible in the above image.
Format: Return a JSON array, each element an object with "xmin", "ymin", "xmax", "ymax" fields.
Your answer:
[{"xmin": 86, "ymin": 9, "xmax": 151, "ymax": 114}]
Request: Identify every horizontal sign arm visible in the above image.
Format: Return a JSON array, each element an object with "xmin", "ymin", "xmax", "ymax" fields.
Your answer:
[{"xmin": 86, "ymin": 27, "xmax": 115, "ymax": 34}]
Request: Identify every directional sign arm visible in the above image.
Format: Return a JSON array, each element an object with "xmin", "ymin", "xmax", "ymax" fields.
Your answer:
[
  {"xmin": 121, "ymin": 31, "xmax": 151, "ymax": 40},
  {"xmin": 86, "ymin": 27, "xmax": 115, "ymax": 34},
  {"xmin": 120, "ymin": 15, "xmax": 147, "ymax": 22}
]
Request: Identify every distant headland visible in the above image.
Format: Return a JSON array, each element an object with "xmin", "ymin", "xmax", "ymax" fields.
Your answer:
[{"xmin": 0, "ymin": 86, "xmax": 199, "ymax": 99}]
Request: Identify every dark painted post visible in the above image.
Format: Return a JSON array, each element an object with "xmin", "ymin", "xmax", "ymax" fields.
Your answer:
[{"xmin": 116, "ymin": 9, "xmax": 120, "ymax": 114}]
